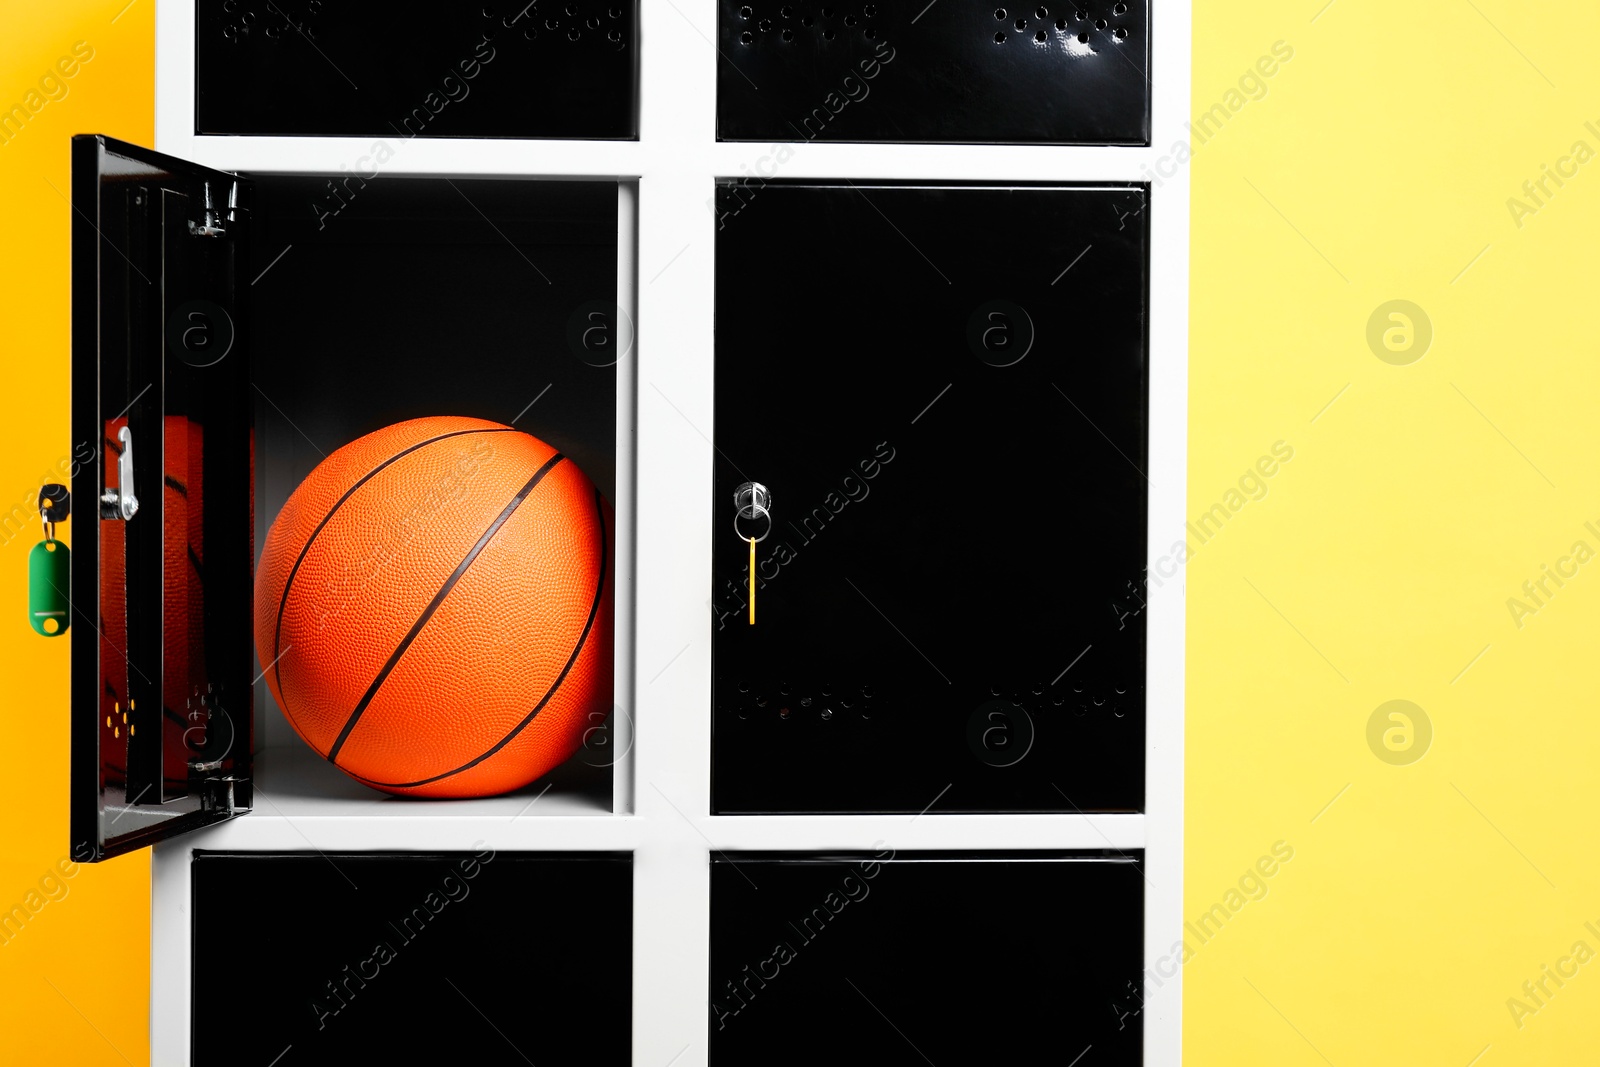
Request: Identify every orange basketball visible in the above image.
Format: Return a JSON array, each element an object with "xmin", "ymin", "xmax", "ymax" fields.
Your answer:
[{"xmin": 252, "ymin": 416, "xmax": 613, "ymax": 798}]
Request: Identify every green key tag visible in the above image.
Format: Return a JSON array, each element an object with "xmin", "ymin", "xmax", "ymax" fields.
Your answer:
[{"xmin": 29, "ymin": 539, "xmax": 69, "ymax": 637}]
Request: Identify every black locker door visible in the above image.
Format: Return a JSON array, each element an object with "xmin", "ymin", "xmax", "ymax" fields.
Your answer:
[
  {"xmin": 710, "ymin": 851, "xmax": 1145, "ymax": 1065},
  {"xmin": 716, "ymin": 1, "xmax": 1151, "ymax": 144},
  {"xmin": 193, "ymin": 1, "xmax": 639, "ymax": 139},
  {"xmin": 191, "ymin": 851, "xmax": 633, "ymax": 1064},
  {"xmin": 70, "ymin": 134, "xmax": 254, "ymax": 861},
  {"xmin": 712, "ymin": 181, "xmax": 1149, "ymax": 815}
]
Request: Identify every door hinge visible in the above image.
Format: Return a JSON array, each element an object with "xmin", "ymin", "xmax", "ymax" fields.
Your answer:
[
  {"xmin": 188, "ymin": 179, "xmax": 242, "ymax": 238},
  {"xmin": 200, "ymin": 775, "xmax": 249, "ymax": 816}
]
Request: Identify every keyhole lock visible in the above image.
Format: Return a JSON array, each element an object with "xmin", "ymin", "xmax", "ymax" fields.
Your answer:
[
  {"xmin": 733, "ymin": 481, "xmax": 772, "ymax": 542},
  {"xmin": 733, "ymin": 482, "xmax": 772, "ymax": 626}
]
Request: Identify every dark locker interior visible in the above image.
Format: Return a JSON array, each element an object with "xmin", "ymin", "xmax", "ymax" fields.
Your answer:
[{"xmin": 245, "ymin": 175, "xmax": 619, "ymax": 520}]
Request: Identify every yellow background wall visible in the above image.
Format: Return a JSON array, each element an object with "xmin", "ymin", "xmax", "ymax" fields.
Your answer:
[
  {"xmin": 0, "ymin": 2, "xmax": 154, "ymax": 1064},
  {"xmin": 1187, "ymin": 1, "xmax": 1600, "ymax": 1064},
  {"xmin": 2, "ymin": 1, "xmax": 1594, "ymax": 1064}
]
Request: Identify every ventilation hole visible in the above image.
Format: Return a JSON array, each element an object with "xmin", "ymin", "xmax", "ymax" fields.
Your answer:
[
  {"xmin": 782, "ymin": 26, "xmax": 794, "ymax": 39},
  {"xmin": 1114, "ymin": 1, "xmax": 1127, "ymax": 11},
  {"xmin": 741, "ymin": 29, "xmax": 754, "ymax": 42},
  {"xmin": 1035, "ymin": 28, "xmax": 1047, "ymax": 41},
  {"xmin": 565, "ymin": 2, "xmax": 577, "ymax": 13},
  {"xmin": 611, "ymin": 5, "xmax": 623, "ymax": 15},
  {"xmin": 1114, "ymin": 26, "xmax": 1127, "ymax": 38},
  {"xmin": 781, "ymin": 3, "xmax": 794, "ymax": 14},
  {"xmin": 864, "ymin": 24, "xmax": 876, "ymax": 36},
  {"xmin": 759, "ymin": 17, "xmax": 772, "ymax": 29},
  {"xmin": 1035, "ymin": 5, "xmax": 1048, "ymax": 16},
  {"xmin": 1074, "ymin": 7, "xmax": 1087, "ymax": 18},
  {"xmin": 608, "ymin": 28, "xmax": 621, "ymax": 40},
  {"xmin": 1096, "ymin": 17, "xmax": 1107, "ymax": 28},
  {"xmin": 1055, "ymin": 16, "xmax": 1066, "ymax": 28},
  {"xmin": 587, "ymin": 16, "xmax": 600, "ymax": 27},
  {"xmin": 1077, "ymin": 31, "xmax": 1088, "ymax": 41},
  {"xmin": 779, "ymin": 707, "xmax": 792, "ymax": 719},
  {"xmin": 994, "ymin": 7, "xmax": 1007, "ymax": 18},
  {"xmin": 863, "ymin": 3, "xmax": 876, "ymax": 14},
  {"xmin": 995, "ymin": 30, "xmax": 1006, "ymax": 41},
  {"xmin": 225, "ymin": 0, "xmax": 238, "ymax": 9},
  {"xmin": 801, "ymin": 13, "xmax": 813, "ymax": 24},
  {"xmin": 546, "ymin": 17, "xmax": 560, "ymax": 28},
  {"xmin": 266, "ymin": 25, "xmax": 280, "ymax": 38},
  {"xmin": 1016, "ymin": 16, "xmax": 1027, "ymax": 29},
  {"xmin": 844, "ymin": 13, "xmax": 857, "ymax": 24},
  {"xmin": 740, "ymin": 3, "xmax": 753, "ymax": 16},
  {"xmin": 568, "ymin": 25, "xmax": 581, "ymax": 38},
  {"xmin": 824, "ymin": 27, "xmax": 836, "ymax": 38},
  {"xmin": 525, "ymin": 25, "xmax": 538, "ymax": 38},
  {"xmin": 482, "ymin": 24, "xmax": 498, "ymax": 37},
  {"xmin": 821, "ymin": 5, "xmax": 834, "ymax": 15}
]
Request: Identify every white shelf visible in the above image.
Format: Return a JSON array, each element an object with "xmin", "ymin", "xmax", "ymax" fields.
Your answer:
[{"xmin": 247, "ymin": 744, "xmax": 613, "ymax": 820}]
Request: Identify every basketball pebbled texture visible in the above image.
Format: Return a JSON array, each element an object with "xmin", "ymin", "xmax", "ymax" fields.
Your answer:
[{"xmin": 252, "ymin": 416, "xmax": 613, "ymax": 798}]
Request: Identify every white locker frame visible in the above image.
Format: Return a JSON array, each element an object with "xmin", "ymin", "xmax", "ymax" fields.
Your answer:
[{"xmin": 148, "ymin": 2, "xmax": 1190, "ymax": 1063}]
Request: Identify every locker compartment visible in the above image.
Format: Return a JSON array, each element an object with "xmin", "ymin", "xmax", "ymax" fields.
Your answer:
[
  {"xmin": 71, "ymin": 136, "xmax": 625, "ymax": 860},
  {"xmin": 712, "ymin": 181, "xmax": 1148, "ymax": 814},
  {"xmin": 245, "ymin": 173, "xmax": 620, "ymax": 818},
  {"xmin": 194, "ymin": 1, "xmax": 638, "ymax": 139},
  {"xmin": 191, "ymin": 851, "xmax": 632, "ymax": 1064},
  {"xmin": 716, "ymin": 1, "xmax": 1150, "ymax": 144},
  {"xmin": 710, "ymin": 851, "xmax": 1144, "ymax": 1065}
]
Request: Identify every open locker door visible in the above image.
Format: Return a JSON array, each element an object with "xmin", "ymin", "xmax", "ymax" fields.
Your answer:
[{"xmin": 70, "ymin": 134, "xmax": 254, "ymax": 862}]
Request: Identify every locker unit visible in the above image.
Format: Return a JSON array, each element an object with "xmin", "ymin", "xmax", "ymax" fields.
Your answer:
[{"xmin": 61, "ymin": 3, "xmax": 1192, "ymax": 1062}]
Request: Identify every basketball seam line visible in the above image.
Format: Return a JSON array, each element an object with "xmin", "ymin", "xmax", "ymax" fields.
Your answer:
[
  {"xmin": 325, "ymin": 451, "xmax": 568, "ymax": 764},
  {"xmin": 324, "ymin": 451, "xmax": 569, "ymax": 767},
  {"xmin": 270, "ymin": 427, "xmax": 518, "ymax": 736},
  {"xmin": 349, "ymin": 484, "xmax": 608, "ymax": 790}
]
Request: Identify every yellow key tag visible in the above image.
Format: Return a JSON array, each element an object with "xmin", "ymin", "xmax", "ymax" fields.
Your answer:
[{"xmin": 748, "ymin": 535, "xmax": 756, "ymax": 626}]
